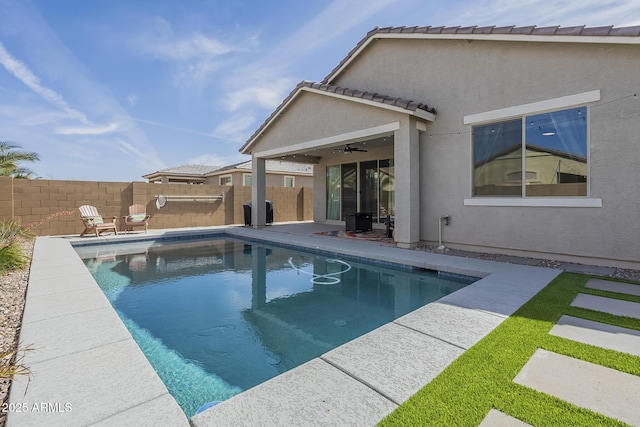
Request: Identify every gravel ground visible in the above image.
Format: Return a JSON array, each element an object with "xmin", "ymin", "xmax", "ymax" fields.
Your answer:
[
  {"xmin": 0, "ymin": 238, "xmax": 638, "ymax": 427},
  {"xmin": 0, "ymin": 239, "xmax": 33, "ymax": 427},
  {"xmin": 416, "ymin": 244, "xmax": 640, "ymax": 281}
]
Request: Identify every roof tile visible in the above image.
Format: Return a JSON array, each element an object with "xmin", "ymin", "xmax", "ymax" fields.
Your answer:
[
  {"xmin": 532, "ymin": 26, "xmax": 560, "ymax": 35},
  {"xmin": 457, "ymin": 26, "xmax": 478, "ymax": 34},
  {"xmin": 474, "ymin": 26, "xmax": 496, "ymax": 34},
  {"xmin": 610, "ymin": 25, "xmax": 640, "ymax": 36},
  {"xmin": 492, "ymin": 25, "xmax": 516, "ymax": 34},
  {"xmin": 441, "ymin": 26, "xmax": 461, "ymax": 34},
  {"xmin": 511, "ymin": 25, "xmax": 537, "ymax": 35},
  {"xmin": 555, "ymin": 25, "xmax": 586, "ymax": 35},
  {"xmin": 582, "ymin": 25, "xmax": 614, "ymax": 36}
]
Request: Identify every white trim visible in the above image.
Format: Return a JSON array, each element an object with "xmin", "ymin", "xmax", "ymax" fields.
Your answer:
[
  {"xmin": 219, "ymin": 174, "xmax": 232, "ymax": 186},
  {"xmin": 464, "ymin": 90, "xmax": 600, "ymax": 125},
  {"xmin": 463, "ymin": 198, "xmax": 602, "ymax": 208},
  {"xmin": 284, "ymin": 175, "xmax": 295, "ymax": 187},
  {"xmin": 301, "ymin": 87, "xmax": 436, "ymax": 122},
  {"xmin": 255, "ymin": 122, "xmax": 400, "ymax": 158}
]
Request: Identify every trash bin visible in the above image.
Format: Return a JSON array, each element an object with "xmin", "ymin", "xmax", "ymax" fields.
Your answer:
[
  {"xmin": 243, "ymin": 201, "xmax": 274, "ymax": 226},
  {"xmin": 243, "ymin": 202, "xmax": 252, "ymax": 226},
  {"xmin": 266, "ymin": 200, "xmax": 273, "ymax": 224}
]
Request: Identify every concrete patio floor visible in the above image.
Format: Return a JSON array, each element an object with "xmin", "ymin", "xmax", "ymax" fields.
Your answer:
[{"xmin": 6, "ymin": 222, "xmax": 638, "ymax": 426}]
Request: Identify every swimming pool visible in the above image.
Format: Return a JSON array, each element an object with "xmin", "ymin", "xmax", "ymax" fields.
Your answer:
[{"xmin": 79, "ymin": 237, "xmax": 474, "ymax": 417}]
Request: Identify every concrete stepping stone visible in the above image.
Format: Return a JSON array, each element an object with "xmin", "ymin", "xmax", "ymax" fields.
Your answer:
[
  {"xmin": 571, "ymin": 294, "xmax": 640, "ymax": 319},
  {"xmin": 514, "ymin": 349, "xmax": 640, "ymax": 426},
  {"xmin": 479, "ymin": 409, "xmax": 532, "ymax": 426},
  {"xmin": 560, "ymin": 263, "xmax": 615, "ymax": 276},
  {"xmin": 550, "ymin": 315, "xmax": 640, "ymax": 357},
  {"xmin": 586, "ymin": 278, "xmax": 640, "ymax": 297}
]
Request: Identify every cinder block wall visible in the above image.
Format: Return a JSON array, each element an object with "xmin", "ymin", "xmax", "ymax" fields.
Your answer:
[{"xmin": 0, "ymin": 177, "xmax": 312, "ymax": 236}]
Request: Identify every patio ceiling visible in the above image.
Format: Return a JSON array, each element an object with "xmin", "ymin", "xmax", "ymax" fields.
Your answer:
[{"xmin": 264, "ymin": 133, "xmax": 394, "ymax": 164}]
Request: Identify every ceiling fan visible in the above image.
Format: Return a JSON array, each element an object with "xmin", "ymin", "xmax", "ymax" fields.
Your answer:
[{"xmin": 341, "ymin": 144, "xmax": 367, "ymax": 153}]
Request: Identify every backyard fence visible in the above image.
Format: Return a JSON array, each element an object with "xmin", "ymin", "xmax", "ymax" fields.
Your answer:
[{"xmin": 0, "ymin": 177, "xmax": 312, "ymax": 236}]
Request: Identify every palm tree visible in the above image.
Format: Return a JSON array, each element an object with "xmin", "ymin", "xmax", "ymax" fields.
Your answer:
[{"xmin": 0, "ymin": 142, "xmax": 40, "ymax": 178}]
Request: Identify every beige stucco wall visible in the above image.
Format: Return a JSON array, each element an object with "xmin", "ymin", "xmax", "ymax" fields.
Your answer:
[
  {"xmin": 328, "ymin": 38, "xmax": 640, "ymax": 266},
  {"xmin": 252, "ymin": 91, "xmax": 406, "ymax": 154}
]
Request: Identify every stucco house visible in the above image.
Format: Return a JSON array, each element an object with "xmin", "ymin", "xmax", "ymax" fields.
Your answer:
[
  {"xmin": 240, "ymin": 24, "xmax": 640, "ymax": 269},
  {"xmin": 143, "ymin": 159, "xmax": 314, "ymax": 187}
]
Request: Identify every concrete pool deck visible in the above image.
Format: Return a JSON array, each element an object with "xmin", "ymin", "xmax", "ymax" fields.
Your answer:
[{"xmin": 6, "ymin": 223, "xmax": 633, "ymax": 426}]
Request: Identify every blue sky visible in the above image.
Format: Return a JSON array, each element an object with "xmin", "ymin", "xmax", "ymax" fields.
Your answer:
[{"xmin": 1, "ymin": 0, "xmax": 639, "ymax": 181}]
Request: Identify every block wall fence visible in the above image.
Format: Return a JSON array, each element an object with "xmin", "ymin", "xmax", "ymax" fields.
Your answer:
[{"xmin": 0, "ymin": 177, "xmax": 313, "ymax": 236}]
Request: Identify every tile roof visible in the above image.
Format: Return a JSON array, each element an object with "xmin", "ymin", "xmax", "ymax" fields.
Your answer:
[
  {"xmin": 145, "ymin": 164, "xmax": 222, "ymax": 177},
  {"xmin": 301, "ymin": 81, "xmax": 435, "ymax": 114},
  {"xmin": 242, "ymin": 81, "xmax": 435, "ymax": 153},
  {"xmin": 145, "ymin": 160, "xmax": 314, "ymax": 180},
  {"xmin": 323, "ymin": 24, "xmax": 640, "ymax": 83},
  {"xmin": 210, "ymin": 159, "xmax": 313, "ymax": 174}
]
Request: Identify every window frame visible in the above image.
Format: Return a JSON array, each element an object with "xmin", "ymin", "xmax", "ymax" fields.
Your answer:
[
  {"xmin": 243, "ymin": 173, "xmax": 252, "ymax": 186},
  {"xmin": 463, "ymin": 91, "xmax": 602, "ymax": 208},
  {"xmin": 219, "ymin": 175, "xmax": 232, "ymax": 186},
  {"xmin": 284, "ymin": 175, "xmax": 295, "ymax": 187}
]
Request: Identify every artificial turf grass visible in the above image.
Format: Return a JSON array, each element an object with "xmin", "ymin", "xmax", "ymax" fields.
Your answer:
[{"xmin": 378, "ymin": 272, "xmax": 640, "ymax": 427}]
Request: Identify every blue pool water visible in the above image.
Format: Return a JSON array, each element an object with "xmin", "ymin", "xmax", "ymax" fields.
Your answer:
[{"xmin": 79, "ymin": 237, "xmax": 474, "ymax": 417}]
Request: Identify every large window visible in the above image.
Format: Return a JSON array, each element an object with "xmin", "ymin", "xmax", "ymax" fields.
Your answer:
[{"xmin": 473, "ymin": 106, "xmax": 587, "ymax": 197}]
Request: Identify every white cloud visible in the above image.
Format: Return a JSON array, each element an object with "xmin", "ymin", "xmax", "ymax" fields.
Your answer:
[
  {"xmin": 126, "ymin": 95, "xmax": 138, "ymax": 107},
  {"xmin": 457, "ymin": 0, "xmax": 640, "ymax": 27},
  {"xmin": 224, "ymin": 78, "xmax": 297, "ymax": 112},
  {"xmin": 130, "ymin": 17, "xmax": 243, "ymax": 82},
  {"xmin": 212, "ymin": 114, "xmax": 256, "ymax": 143},
  {"xmin": 55, "ymin": 123, "xmax": 119, "ymax": 135},
  {"xmin": 279, "ymin": 0, "xmax": 399, "ymax": 57},
  {"xmin": 117, "ymin": 139, "xmax": 144, "ymax": 157},
  {"xmin": 0, "ymin": 42, "xmax": 89, "ymax": 123}
]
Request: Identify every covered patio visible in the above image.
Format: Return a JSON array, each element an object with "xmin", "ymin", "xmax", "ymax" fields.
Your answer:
[{"xmin": 240, "ymin": 81, "xmax": 436, "ymax": 248}]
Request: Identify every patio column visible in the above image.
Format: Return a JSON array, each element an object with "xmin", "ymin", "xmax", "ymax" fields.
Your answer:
[
  {"xmin": 394, "ymin": 118, "xmax": 420, "ymax": 248},
  {"xmin": 251, "ymin": 156, "xmax": 266, "ymax": 228}
]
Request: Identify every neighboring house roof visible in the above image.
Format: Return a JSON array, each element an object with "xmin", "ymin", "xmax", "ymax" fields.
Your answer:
[
  {"xmin": 208, "ymin": 159, "xmax": 313, "ymax": 175},
  {"xmin": 475, "ymin": 143, "xmax": 587, "ymax": 168},
  {"xmin": 143, "ymin": 160, "xmax": 313, "ymax": 182},
  {"xmin": 324, "ymin": 24, "xmax": 640, "ymax": 83},
  {"xmin": 142, "ymin": 164, "xmax": 222, "ymax": 179},
  {"xmin": 241, "ymin": 81, "xmax": 436, "ymax": 154}
]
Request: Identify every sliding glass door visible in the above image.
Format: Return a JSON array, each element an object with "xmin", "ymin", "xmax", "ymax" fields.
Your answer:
[{"xmin": 326, "ymin": 159, "xmax": 394, "ymax": 223}]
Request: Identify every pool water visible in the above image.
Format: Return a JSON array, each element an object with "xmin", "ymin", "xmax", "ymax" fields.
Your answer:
[{"xmin": 80, "ymin": 237, "xmax": 474, "ymax": 417}]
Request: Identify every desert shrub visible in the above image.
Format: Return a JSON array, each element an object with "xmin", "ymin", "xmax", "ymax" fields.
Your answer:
[{"xmin": 0, "ymin": 220, "xmax": 32, "ymax": 276}]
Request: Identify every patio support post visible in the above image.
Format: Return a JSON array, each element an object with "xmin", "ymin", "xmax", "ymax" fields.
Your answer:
[
  {"xmin": 252, "ymin": 156, "xmax": 266, "ymax": 228},
  {"xmin": 394, "ymin": 118, "xmax": 420, "ymax": 248}
]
